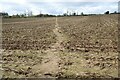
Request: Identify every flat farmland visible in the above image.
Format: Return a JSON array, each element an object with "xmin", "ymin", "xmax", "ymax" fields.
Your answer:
[
  {"xmin": 1, "ymin": 14, "xmax": 119, "ymax": 78},
  {"xmin": 2, "ymin": 18, "xmax": 56, "ymax": 50}
]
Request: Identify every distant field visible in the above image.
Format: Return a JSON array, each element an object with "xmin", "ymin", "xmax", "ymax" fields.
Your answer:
[{"xmin": 1, "ymin": 14, "xmax": 119, "ymax": 78}]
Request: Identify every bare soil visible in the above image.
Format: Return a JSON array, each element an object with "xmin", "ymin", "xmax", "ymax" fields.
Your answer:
[{"xmin": 1, "ymin": 15, "xmax": 119, "ymax": 78}]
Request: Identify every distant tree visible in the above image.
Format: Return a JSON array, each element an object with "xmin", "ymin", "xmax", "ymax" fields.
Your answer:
[
  {"xmin": 73, "ymin": 12, "xmax": 76, "ymax": 16},
  {"xmin": 114, "ymin": 11, "xmax": 117, "ymax": 14},
  {"xmin": 16, "ymin": 14, "xmax": 20, "ymax": 17},
  {"xmin": 81, "ymin": 12, "xmax": 84, "ymax": 16},
  {"xmin": 110, "ymin": 11, "xmax": 118, "ymax": 14},
  {"xmin": 63, "ymin": 13, "xmax": 67, "ymax": 16},
  {"xmin": 20, "ymin": 14, "xmax": 26, "ymax": 18},
  {"xmin": 67, "ymin": 10, "xmax": 69, "ymax": 16},
  {"xmin": 0, "ymin": 12, "xmax": 9, "ymax": 17},
  {"xmin": 105, "ymin": 11, "xmax": 109, "ymax": 14},
  {"xmin": 21, "ymin": 14, "xmax": 24, "ymax": 17},
  {"xmin": 28, "ymin": 11, "xmax": 33, "ymax": 17},
  {"xmin": 69, "ymin": 12, "xmax": 72, "ymax": 16},
  {"xmin": 35, "ymin": 13, "xmax": 55, "ymax": 17}
]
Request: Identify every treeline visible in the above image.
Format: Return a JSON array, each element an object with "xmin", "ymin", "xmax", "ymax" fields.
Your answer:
[
  {"xmin": 0, "ymin": 10, "xmax": 119, "ymax": 18},
  {"xmin": 35, "ymin": 14, "xmax": 56, "ymax": 17},
  {"xmin": 0, "ymin": 12, "xmax": 56, "ymax": 18},
  {"xmin": 62, "ymin": 11, "xmax": 119, "ymax": 16},
  {"xmin": 104, "ymin": 11, "xmax": 119, "ymax": 14},
  {"xmin": 0, "ymin": 12, "xmax": 9, "ymax": 17}
]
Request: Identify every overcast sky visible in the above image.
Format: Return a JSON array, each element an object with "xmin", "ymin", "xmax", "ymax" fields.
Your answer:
[{"xmin": 0, "ymin": 0, "xmax": 119, "ymax": 15}]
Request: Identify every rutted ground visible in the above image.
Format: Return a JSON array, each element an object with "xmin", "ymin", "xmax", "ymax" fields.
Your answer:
[
  {"xmin": 2, "ymin": 17, "xmax": 68, "ymax": 78},
  {"xmin": 56, "ymin": 15, "xmax": 118, "ymax": 78},
  {"xmin": 2, "ymin": 15, "xmax": 119, "ymax": 78}
]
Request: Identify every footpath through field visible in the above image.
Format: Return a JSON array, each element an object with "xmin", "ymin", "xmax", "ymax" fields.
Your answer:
[{"xmin": 32, "ymin": 16, "xmax": 66, "ymax": 77}]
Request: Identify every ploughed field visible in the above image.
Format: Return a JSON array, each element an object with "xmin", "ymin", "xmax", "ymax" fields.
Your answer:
[
  {"xmin": 1, "ymin": 14, "xmax": 119, "ymax": 78},
  {"xmin": 2, "ymin": 18, "xmax": 56, "ymax": 50}
]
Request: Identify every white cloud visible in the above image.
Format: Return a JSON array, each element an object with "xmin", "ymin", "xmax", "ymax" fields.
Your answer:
[
  {"xmin": 0, "ymin": 0, "xmax": 118, "ymax": 15},
  {"xmin": 22, "ymin": 0, "xmax": 119, "ymax": 2},
  {"xmin": 0, "ymin": 0, "xmax": 27, "ymax": 4}
]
